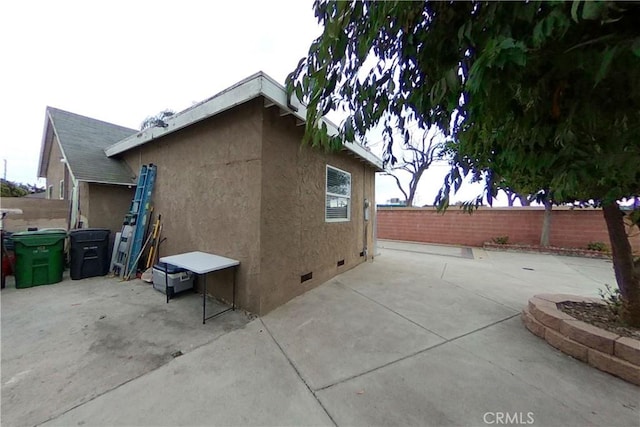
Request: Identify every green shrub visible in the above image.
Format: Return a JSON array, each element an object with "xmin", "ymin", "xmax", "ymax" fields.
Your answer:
[
  {"xmin": 587, "ymin": 241, "xmax": 608, "ymax": 252},
  {"xmin": 598, "ymin": 284, "xmax": 622, "ymax": 319},
  {"xmin": 492, "ymin": 236, "xmax": 509, "ymax": 245}
]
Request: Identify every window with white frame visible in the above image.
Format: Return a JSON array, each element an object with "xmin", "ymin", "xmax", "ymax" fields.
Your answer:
[
  {"xmin": 47, "ymin": 185, "xmax": 53, "ymax": 199},
  {"xmin": 326, "ymin": 165, "xmax": 351, "ymax": 222},
  {"xmin": 59, "ymin": 180, "xmax": 64, "ymax": 199}
]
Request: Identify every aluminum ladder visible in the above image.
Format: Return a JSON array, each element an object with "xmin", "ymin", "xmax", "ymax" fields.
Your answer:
[{"xmin": 111, "ymin": 164, "xmax": 157, "ymax": 277}]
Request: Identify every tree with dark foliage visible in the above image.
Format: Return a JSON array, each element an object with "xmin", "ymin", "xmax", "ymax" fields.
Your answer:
[{"xmin": 288, "ymin": 1, "xmax": 640, "ymax": 325}]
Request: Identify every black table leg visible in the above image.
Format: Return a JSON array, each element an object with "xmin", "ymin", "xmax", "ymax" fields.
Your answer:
[
  {"xmin": 165, "ymin": 264, "xmax": 169, "ymax": 304},
  {"xmin": 202, "ymin": 273, "xmax": 206, "ymax": 325}
]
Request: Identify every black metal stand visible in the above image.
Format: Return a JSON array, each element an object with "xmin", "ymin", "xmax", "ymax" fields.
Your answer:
[
  {"xmin": 165, "ymin": 263, "xmax": 169, "ymax": 304},
  {"xmin": 202, "ymin": 267, "xmax": 236, "ymax": 324},
  {"xmin": 163, "ymin": 261, "xmax": 237, "ymax": 325}
]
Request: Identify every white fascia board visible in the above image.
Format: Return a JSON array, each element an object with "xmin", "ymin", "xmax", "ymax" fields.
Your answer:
[
  {"xmin": 104, "ymin": 72, "xmax": 384, "ymax": 171},
  {"xmin": 78, "ymin": 179, "xmax": 136, "ymax": 186},
  {"xmin": 342, "ymin": 140, "xmax": 384, "ymax": 171},
  {"xmin": 47, "ymin": 111, "xmax": 77, "ymax": 184},
  {"xmin": 37, "ymin": 112, "xmax": 54, "ymax": 178}
]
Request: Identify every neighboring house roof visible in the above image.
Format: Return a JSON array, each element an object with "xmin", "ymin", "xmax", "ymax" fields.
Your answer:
[
  {"xmin": 105, "ymin": 72, "xmax": 384, "ymax": 171},
  {"xmin": 38, "ymin": 107, "xmax": 137, "ymax": 185}
]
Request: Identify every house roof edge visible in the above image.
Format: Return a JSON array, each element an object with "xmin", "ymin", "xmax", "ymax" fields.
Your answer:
[{"xmin": 104, "ymin": 72, "xmax": 383, "ymax": 170}]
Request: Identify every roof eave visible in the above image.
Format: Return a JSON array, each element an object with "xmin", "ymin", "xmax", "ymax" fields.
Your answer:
[
  {"xmin": 36, "ymin": 109, "xmax": 53, "ymax": 178},
  {"xmin": 78, "ymin": 179, "xmax": 136, "ymax": 186}
]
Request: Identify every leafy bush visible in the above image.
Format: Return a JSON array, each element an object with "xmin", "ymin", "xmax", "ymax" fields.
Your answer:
[
  {"xmin": 492, "ymin": 236, "xmax": 509, "ymax": 245},
  {"xmin": 1, "ymin": 179, "xmax": 45, "ymax": 197},
  {"xmin": 587, "ymin": 241, "xmax": 608, "ymax": 252},
  {"xmin": 598, "ymin": 284, "xmax": 622, "ymax": 319}
]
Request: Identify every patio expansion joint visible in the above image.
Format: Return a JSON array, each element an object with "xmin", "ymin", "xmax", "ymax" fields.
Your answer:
[
  {"xmin": 260, "ymin": 319, "xmax": 338, "ymax": 427},
  {"xmin": 379, "ymin": 246, "xmax": 474, "ymax": 260},
  {"xmin": 440, "ymin": 263, "xmax": 448, "ymax": 279},
  {"xmin": 560, "ymin": 259, "xmax": 613, "ymax": 286},
  {"xmin": 314, "ymin": 311, "xmax": 521, "ymax": 393},
  {"xmin": 345, "ymin": 285, "xmax": 448, "ymax": 341},
  {"xmin": 439, "ymin": 276, "xmax": 522, "ymax": 313}
]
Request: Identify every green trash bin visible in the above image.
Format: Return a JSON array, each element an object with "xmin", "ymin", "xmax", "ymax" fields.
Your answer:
[{"xmin": 12, "ymin": 229, "xmax": 67, "ymax": 288}]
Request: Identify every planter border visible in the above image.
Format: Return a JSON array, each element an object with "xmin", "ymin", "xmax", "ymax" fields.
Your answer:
[
  {"xmin": 485, "ymin": 242, "xmax": 612, "ymax": 259},
  {"xmin": 522, "ymin": 294, "xmax": 640, "ymax": 386}
]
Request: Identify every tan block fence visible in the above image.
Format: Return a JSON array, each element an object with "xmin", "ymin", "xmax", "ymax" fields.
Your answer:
[
  {"xmin": 376, "ymin": 207, "xmax": 640, "ymax": 252},
  {"xmin": 1, "ymin": 198, "xmax": 68, "ymax": 232}
]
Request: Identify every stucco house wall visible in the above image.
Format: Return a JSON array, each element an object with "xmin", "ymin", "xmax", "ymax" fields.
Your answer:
[
  {"xmin": 117, "ymin": 97, "xmax": 376, "ymax": 315},
  {"xmin": 258, "ymin": 106, "xmax": 375, "ymax": 313},
  {"xmin": 120, "ymin": 99, "xmax": 264, "ymax": 312},
  {"xmin": 46, "ymin": 136, "xmax": 69, "ymax": 201},
  {"xmin": 87, "ymin": 183, "xmax": 134, "ymax": 233}
]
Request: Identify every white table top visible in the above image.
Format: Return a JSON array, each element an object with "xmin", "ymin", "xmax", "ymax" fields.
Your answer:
[{"xmin": 159, "ymin": 251, "xmax": 239, "ymax": 274}]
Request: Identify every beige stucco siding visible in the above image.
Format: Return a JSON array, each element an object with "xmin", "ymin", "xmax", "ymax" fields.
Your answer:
[
  {"xmin": 87, "ymin": 183, "xmax": 134, "ymax": 234},
  {"xmin": 46, "ymin": 135, "xmax": 69, "ymax": 201},
  {"xmin": 120, "ymin": 99, "xmax": 264, "ymax": 312},
  {"xmin": 259, "ymin": 106, "xmax": 376, "ymax": 314},
  {"xmin": 115, "ymin": 97, "xmax": 375, "ymax": 315},
  {"xmin": 64, "ymin": 161, "xmax": 71, "ymax": 201}
]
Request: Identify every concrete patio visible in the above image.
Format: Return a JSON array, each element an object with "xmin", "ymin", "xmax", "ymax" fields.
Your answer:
[{"xmin": 2, "ymin": 241, "xmax": 638, "ymax": 426}]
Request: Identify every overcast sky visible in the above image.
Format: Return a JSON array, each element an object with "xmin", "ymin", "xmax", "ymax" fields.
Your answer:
[{"xmin": 0, "ymin": 0, "xmax": 497, "ymax": 205}]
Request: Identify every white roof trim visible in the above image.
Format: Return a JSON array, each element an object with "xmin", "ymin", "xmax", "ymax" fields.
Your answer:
[
  {"xmin": 37, "ymin": 113, "xmax": 53, "ymax": 178},
  {"xmin": 104, "ymin": 72, "xmax": 383, "ymax": 171},
  {"xmin": 46, "ymin": 109, "xmax": 77, "ymax": 184},
  {"xmin": 77, "ymin": 179, "xmax": 136, "ymax": 186}
]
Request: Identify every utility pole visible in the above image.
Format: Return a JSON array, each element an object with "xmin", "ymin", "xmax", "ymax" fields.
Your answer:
[{"xmin": 3, "ymin": 159, "xmax": 6, "ymax": 181}]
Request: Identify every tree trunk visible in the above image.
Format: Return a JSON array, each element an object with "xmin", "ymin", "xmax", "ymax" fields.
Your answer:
[
  {"xmin": 540, "ymin": 200, "xmax": 552, "ymax": 246},
  {"xmin": 406, "ymin": 169, "xmax": 425, "ymax": 207},
  {"xmin": 602, "ymin": 202, "xmax": 640, "ymax": 327},
  {"xmin": 405, "ymin": 180, "xmax": 416, "ymax": 206},
  {"xmin": 406, "ymin": 193, "xmax": 415, "ymax": 207},
  {"xmin": 518, "ymin": 195, "xmax": 530, "ymax": 206}
]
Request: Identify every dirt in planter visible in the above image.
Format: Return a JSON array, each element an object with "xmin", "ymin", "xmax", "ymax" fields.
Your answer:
[{"xmin": 558, "ymin": 301, "xmax": 640, "ymax": 340}]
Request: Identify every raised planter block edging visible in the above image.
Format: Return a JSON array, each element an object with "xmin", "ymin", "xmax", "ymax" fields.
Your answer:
[
  {"xmin": 522, "ymin": 294, "xmax": 640, "ymax": 386},
  {"xmin": 484, "ymin": 242, "xmax": 612, "ymax": 259}
]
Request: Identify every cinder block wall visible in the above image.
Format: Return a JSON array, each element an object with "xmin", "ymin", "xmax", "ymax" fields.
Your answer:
[
  {"xmin": 376, "ymin": 207, "xmax": 640, "ymax": 252},
  {"xmin": 1, "ymin": 198, "xmax": 69, "ymax": 232}
]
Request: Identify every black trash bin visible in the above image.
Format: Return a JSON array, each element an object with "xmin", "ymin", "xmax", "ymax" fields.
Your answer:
[{"xmin": 69, "ymin": 229, "xmax": 111, "ymax": 280}]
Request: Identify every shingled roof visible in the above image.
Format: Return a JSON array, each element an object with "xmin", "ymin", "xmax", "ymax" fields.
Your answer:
[{"xmin": 38, "ymin": 107, "xmax": 137, "ymax": 185}]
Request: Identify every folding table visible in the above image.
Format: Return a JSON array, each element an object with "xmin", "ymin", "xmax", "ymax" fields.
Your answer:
[{"xmin": 159, "ymin": 251, "xmax": 240, "ymax": 324}]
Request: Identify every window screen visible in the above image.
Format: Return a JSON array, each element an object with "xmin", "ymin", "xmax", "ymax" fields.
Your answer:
[{"xmin": 326, "ymin": 165, "xmax": 351, "ymax": 221}]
